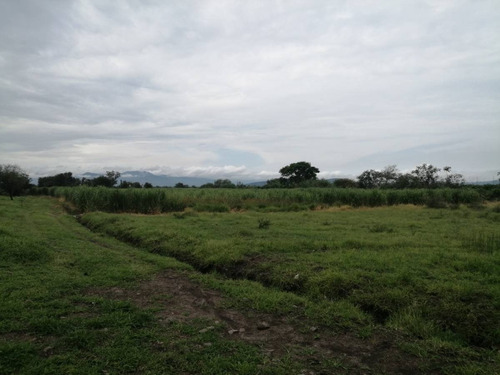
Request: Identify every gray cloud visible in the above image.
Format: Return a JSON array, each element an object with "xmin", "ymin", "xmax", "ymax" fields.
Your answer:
[{"xmin": 1, "ymin": 0, "xmax": 499, "ymax": 181}]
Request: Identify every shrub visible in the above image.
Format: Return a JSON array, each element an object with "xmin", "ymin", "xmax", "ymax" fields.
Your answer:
[{"xmin": 257, "ymin": 218, "xmax": 271, "ymax": 229}]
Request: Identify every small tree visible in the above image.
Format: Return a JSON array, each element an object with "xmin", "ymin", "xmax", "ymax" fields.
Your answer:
[
  {"xmin": 0, "ymin": 164, "xmax": 30, "ymax": 200},
  {"xmin": 380, "ymin": 165, "xmax": 400, "ymax": 186},
  {"xmin": 358, "ymin": 165, "xmax": 401, "ymax": 188},
  {"xmin": 105, "ymin": 171, "xmax": 121, "ymax": 186},
  {"xmin": 412, "ymin": 164, "xmax": 440, "ymax": 188},
  {"xmin": 357, "ymin": 169, "xmax": 383, "ymax": 188},
  {"xmin": 442, "ymin": 166, "xmax": 464, "ymax": 187},
  {"xmin": 92, "ymin": 171, "xmax": 121, "ymax": 187},
  {"xmin": 279, "ymin": 161, "xmax": 319, "ymax": 186}
]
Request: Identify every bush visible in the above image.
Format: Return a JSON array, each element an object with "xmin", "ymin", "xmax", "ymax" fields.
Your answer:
[{"xmin": 257, "ymin": 218, "xmax": 271, "ymax": 229}]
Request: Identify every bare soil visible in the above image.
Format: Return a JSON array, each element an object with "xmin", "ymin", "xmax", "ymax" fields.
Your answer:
[{"xmin": 88, "ymin": 270, "xmax": 432, "ymax": 375}]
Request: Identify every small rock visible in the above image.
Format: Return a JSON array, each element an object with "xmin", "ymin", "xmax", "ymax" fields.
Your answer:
[
  {"xmin": 42, "ymin": 346, "xmax": 54, "ymax": 356},
  {"xmin": 111, "ymin": 287, "xmax": 124, "ymax": 295},
  {"xmin": 257, "ymin": 321, "xmax": 270, "ymax": 330},
  {"xmin": 310, "ymin": 326, "xmax": 318, "ymax": 332},
  {"xmin": 199, "ymin": 326, "xmax": 214, "ymax": 334},
  {"xmin": 195, "ymin": 298, "xmax": 207, "ymax": 306},
  {"xmin": 294, "ymin": 273, "xmax": 300, "ymax": 280}
]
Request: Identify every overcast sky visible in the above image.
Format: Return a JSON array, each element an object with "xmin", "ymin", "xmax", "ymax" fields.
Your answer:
[{"xmin": 1, "ymin": 0, "xmax": 499, "ymax": 181}]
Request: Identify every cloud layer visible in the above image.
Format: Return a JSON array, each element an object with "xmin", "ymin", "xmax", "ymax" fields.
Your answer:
[{"xmin": 1, "ymin": 0, "xmax": 499, "ymax": 180}]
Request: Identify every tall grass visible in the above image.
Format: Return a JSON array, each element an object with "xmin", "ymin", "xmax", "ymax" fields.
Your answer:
[
  {"xmin": 49, "ymin": 186, "xmax": 484, "ymax": 214},
  {"xmin": 462, "ymin": 231, "xmax": 500, "ymax": 254}
]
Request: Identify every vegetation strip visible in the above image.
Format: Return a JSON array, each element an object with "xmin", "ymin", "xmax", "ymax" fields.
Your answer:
[{"xmin": 42, "ymin": 185, "xmax": 491, "ymax": 214}]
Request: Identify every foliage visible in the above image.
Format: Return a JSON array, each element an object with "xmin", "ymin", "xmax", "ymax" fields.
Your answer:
[
  {"xmin": 333, "ymin": 178, "xmax": 357, "ymax": 188},
  {"xmin": 0, "ymin": 164, "xmax": 30, "ymax": 200},
  {"xmin": 357, "ymin": 169, "xmax": 383, "ymax": 188},
  {"xmin": 83, "ymin": 171, "xmax": 121, "ymax": 187},
  {"xmin": 357, "ymin": 165, "xmax": 400, "ymax": 188},
  {"xmin": 358, "ymin": 164, "xmax": 466, "ymax": 189},
  {"xmin": 257, "ymin": 218, "xmax": 271, "ymax": 229},
  {"xmin": 443, "ymin": 166, "xmax": 465, "ymax": 187},
  {"xmin": 38, "ymin": 172, "xmax": 80, "ymax": 187},
  {"xmin": 278, "ymin": 161, "xmax": 320, "ymax": 186},
  {"xmin": 411, "ymin": 164, "xmax": 441, "ymax": 188}
]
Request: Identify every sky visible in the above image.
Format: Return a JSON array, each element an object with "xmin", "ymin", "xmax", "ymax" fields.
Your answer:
[{"xmin": 0, "ymin": 0, "xmax": 499, "ymax": 182}]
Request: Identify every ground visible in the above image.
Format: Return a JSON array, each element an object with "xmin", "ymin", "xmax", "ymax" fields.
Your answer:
[{"xmin": 88, "ymin": 270, "xmax": 429, "ymax": 375}]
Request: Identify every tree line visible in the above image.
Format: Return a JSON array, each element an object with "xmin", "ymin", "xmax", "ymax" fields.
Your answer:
[
  {"xmin": 264, "ymin": 162, "xmax": 467, "ymax": 189},
  {"xmin": 37, "ymin": 170, "xmax": 156, "ymax": 189},
  {"xmin": 1, "ymin": 162, "xmax": 499, "ymax": 200}
]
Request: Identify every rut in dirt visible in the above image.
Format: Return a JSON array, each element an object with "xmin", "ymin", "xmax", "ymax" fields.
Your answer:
[{"xmin": 88, "ymin": 270, "xmax": 431, "ymax": 375}]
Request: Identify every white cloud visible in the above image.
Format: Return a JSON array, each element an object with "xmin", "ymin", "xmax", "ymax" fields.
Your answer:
[{"xmin": 0, "ymin": 0, "xmax": 499, "ymax": 181}]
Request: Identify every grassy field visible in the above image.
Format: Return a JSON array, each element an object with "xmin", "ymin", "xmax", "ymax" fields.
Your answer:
[
  {"xmin": 1, "ymin": 196, "xmax": 499, "ymax": 374},
  {"xmin": 0, "ymin": 197, "xmax": 308, "ymax": 374}
]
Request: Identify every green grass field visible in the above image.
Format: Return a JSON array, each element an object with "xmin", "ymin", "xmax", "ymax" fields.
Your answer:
[{"xmin": 1, "ymin": 196, "xmax": 499, "ymax": 374}]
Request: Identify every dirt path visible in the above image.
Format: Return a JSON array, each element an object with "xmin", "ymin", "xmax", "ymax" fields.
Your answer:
[{"xmin": 88, "ymin": 270, "xmax": 429, "ymax": 375}]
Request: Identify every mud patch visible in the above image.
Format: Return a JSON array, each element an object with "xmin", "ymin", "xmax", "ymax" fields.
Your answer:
[{"xmin": 87, "ymin": 270, "xmax": 428, "ymax": 374}]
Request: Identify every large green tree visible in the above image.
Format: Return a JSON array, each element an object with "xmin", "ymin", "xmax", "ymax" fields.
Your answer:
[
  {"xmin": 38, "ymin": 172, "xmax": 80, "ymax": 187},
  {"xmin": 0, "ymin": 164, "xmax": 30, "ymax": 200},
  {"xmin": 279, "ymin": 161, "xmax": 320, "ymax": 185}
]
